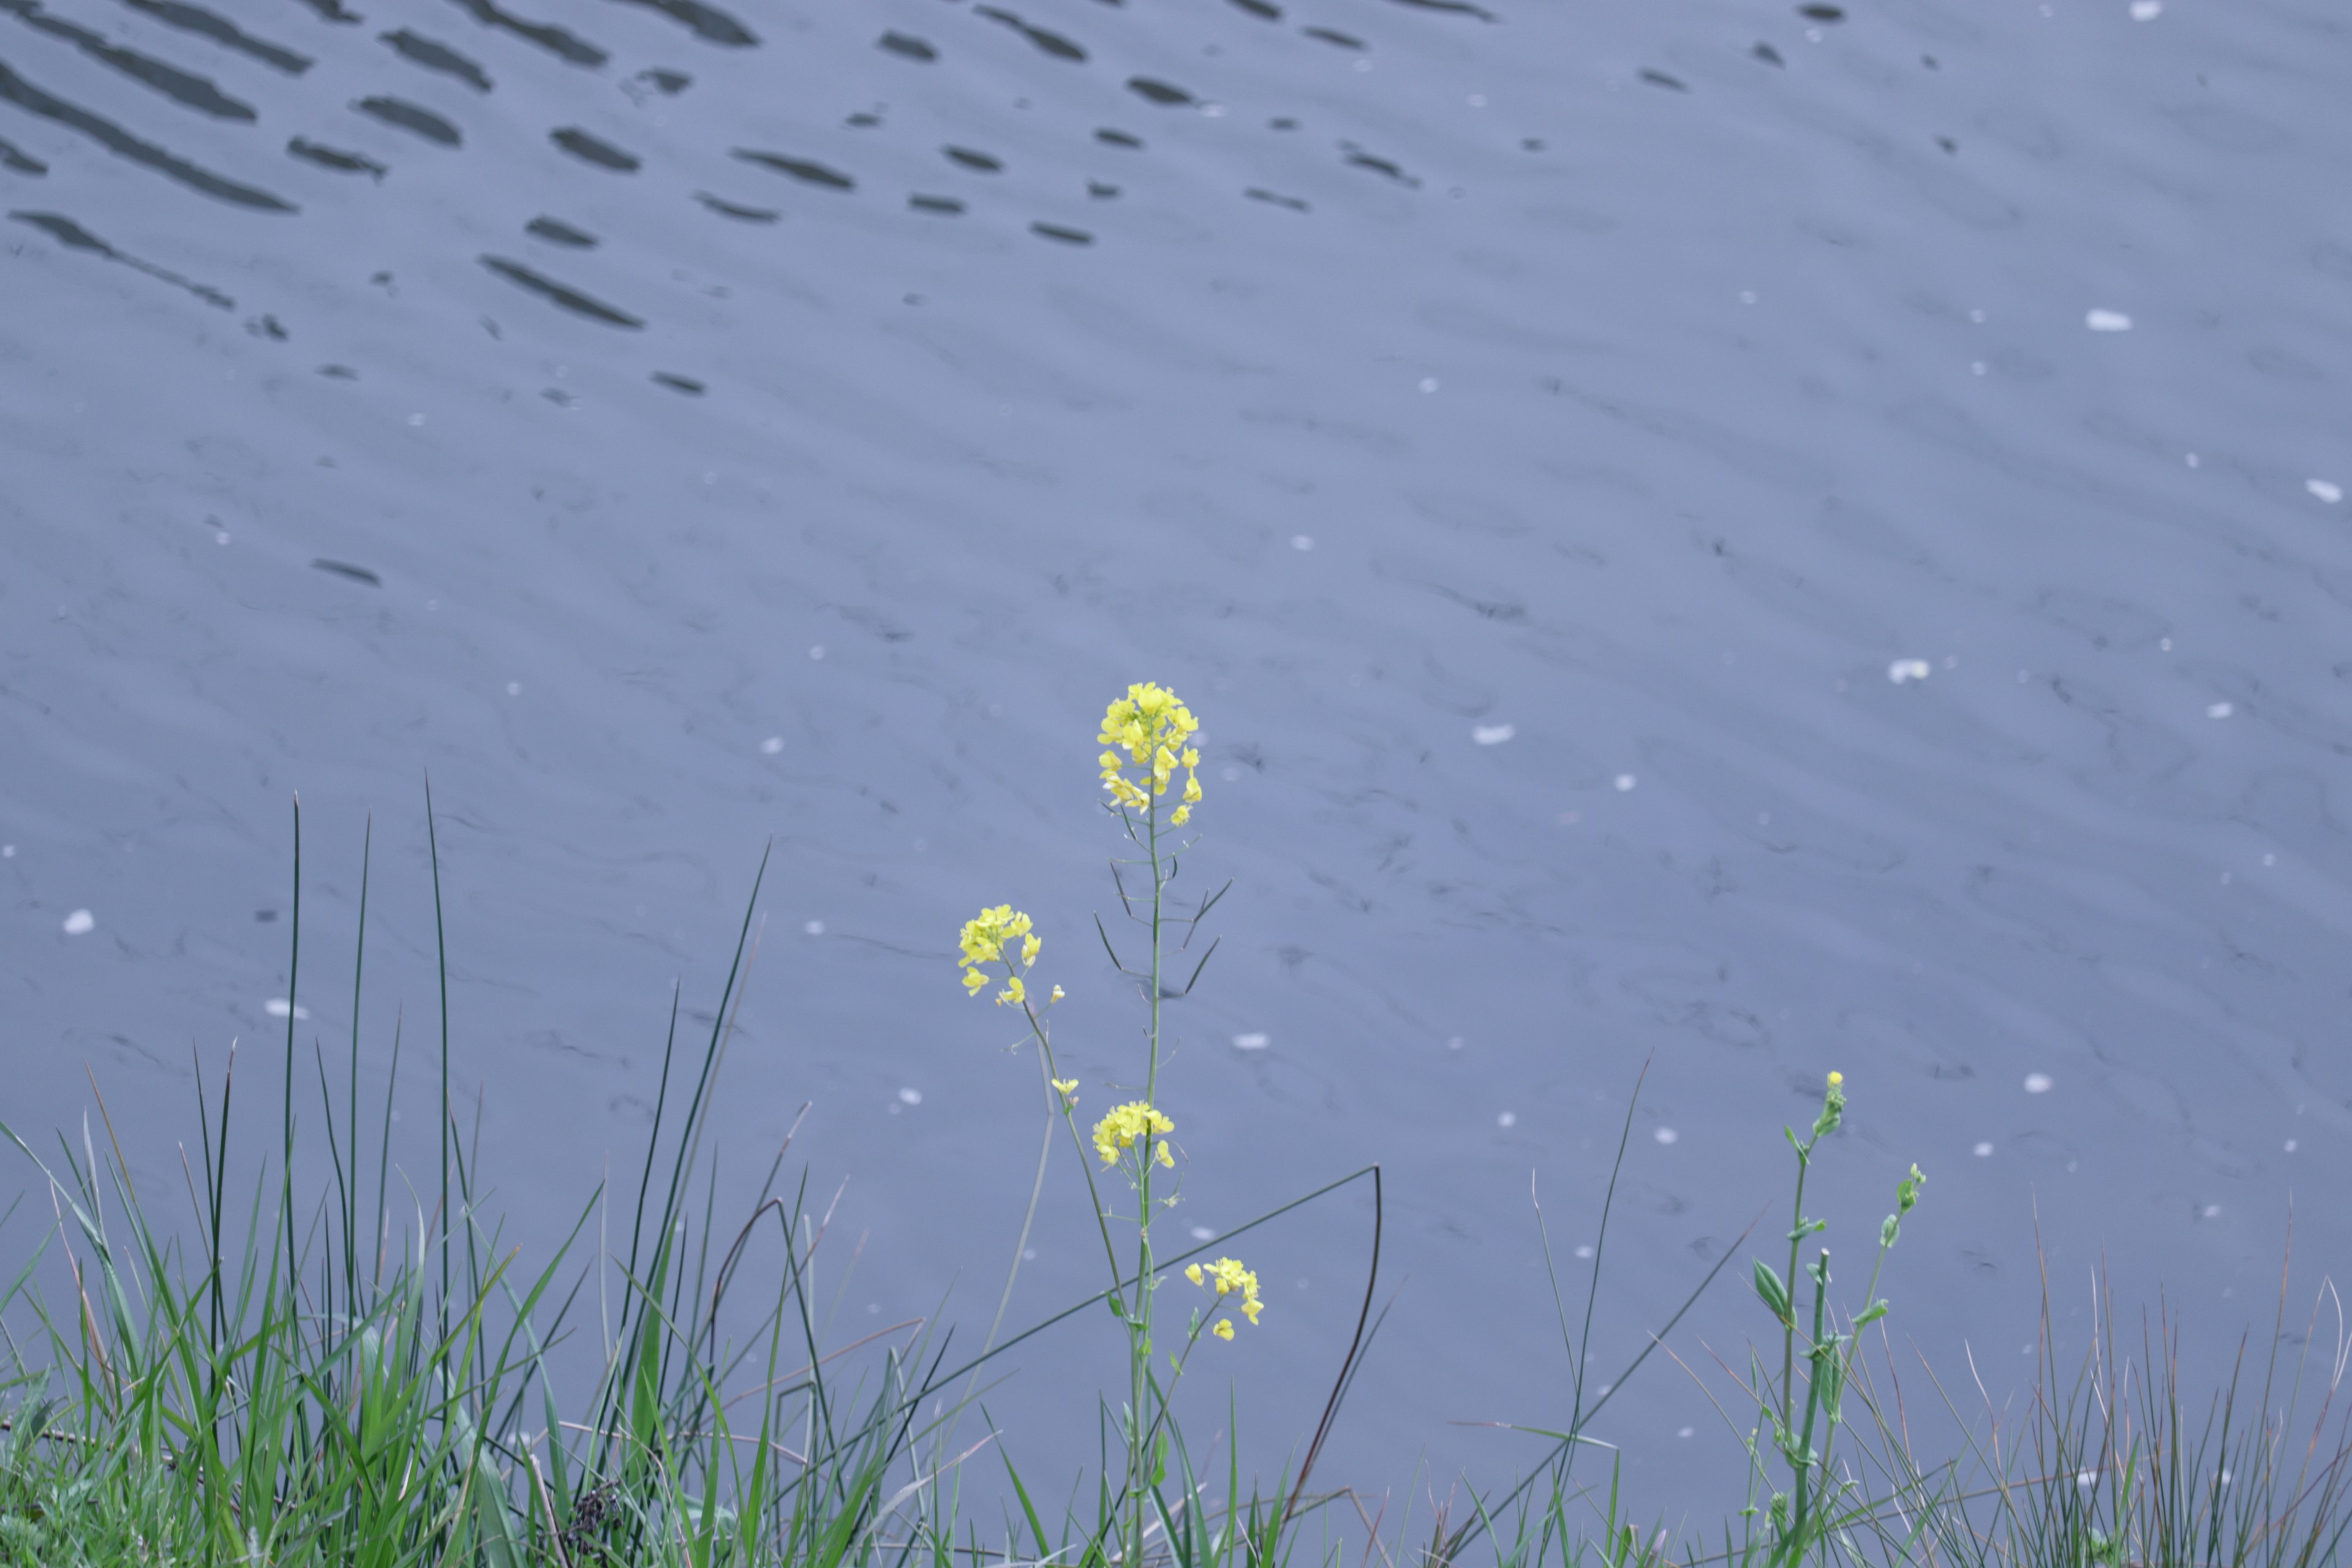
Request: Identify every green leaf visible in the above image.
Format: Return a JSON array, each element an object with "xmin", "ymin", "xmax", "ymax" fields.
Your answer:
[
  {"xmin": 1855, "ymin": 1300, "xmax": 1890, "ymax": 1328},
  {"xmin": 1752, "ymin": 1258, "xmax": 1792, "ymax": 1322}
]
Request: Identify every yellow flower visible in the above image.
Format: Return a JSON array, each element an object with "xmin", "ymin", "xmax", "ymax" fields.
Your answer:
[
  {"xmin": 1828, "ymin": 1071, "xmax": 1844, "ymax": 1087},
  {"xmin": 962, "ymin": 971, "xmax": 986, "ymax": 993},
  {"xmin": 1097, "ymin": 684, "xmax": 1205, "ymax": 818},
  {"xmin": 1156, "ymin": 1142, "xmax": 1174, "ymax": 1168},
  {"xmin": 1213, "ymin": 1319, "xmax": 1235, "ymax": 1341},
  {"xmin": 1189, "ymin": 1255, "xmax": 1264, "ymax": 1329},
  {"xmin": 997, "ymin": 974, "xmax": 1026, "ymax": 1007},
  {"xmin": 1052, "ymin": 1077, "xmax": 1079, "ymax": 1104},
  {"xmin": 1050, "ymin": 985, "xmax": 1065, "ymax": 1002},
  {"xmin": 1022, "ymin": 933, "xmax": 1041, "ymax": 968},
  {"xmin": 1091, "ymin": 1101, "xmax": 1175, "ymax": 1165}
]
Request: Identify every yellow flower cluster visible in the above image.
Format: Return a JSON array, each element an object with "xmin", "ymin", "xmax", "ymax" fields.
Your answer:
[
  {"xmin": 958, "ymin": 905, "xmax": 1041, "ymax": 1006},
  {"xmin": 1091, "ymin": 1101, "xmax": 1175, "ymax": 1167},
  {"xmin": 1097, "ymin": 684, "xmax": 1204, "ymax": 826},
  {"xmin": 1184, "ymin": 1256, "xmax": 1264, "ymax": 1340}
]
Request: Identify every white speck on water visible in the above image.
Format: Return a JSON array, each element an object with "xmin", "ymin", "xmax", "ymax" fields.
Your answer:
[
  {"xmin": 2160, "ymin": 636, "xmax": 2173, "ymax": 650},
  {"xmin": 898, "ymin": 1087, "xmax": 922, "ymax": 1106},
  {"xmin": 2207, "ymin": 701, "xmax": 2233, "ymax": 719},
  {"xmin": 506, "ymin": 681, "xmax": 522, "ymax": 696},
  {"xmin": 2086, "ymin": 309, "xmax": 2133, "ymax": 332},
  {"xmin": 1974, "ymin": 1140, "xmax": 1996, "ymax": 1157},
  {"xmin": 1804, "ymin": 25, "xmax": 1824, "ymax": 40},
  {"xmin": 1466, "ymin": 93, "xmax": 1487, "ymax": 107},
  {"xmin": 1969, "ymin": 308, "xmax": 1988, "ymax": 323},
  {"xmin": 761, "ymin": 736, "xmax": 783, "ymax": 755},
  {"xmin": 1291, "ymin": 534, "xmax": 1315, "ymax": 551},
  {"xmin": 407, "ymin": 412, "xmax": 426, "ymax": 426},
  {"xmin": 1200, "ymin": 102, "xmax": 1227, "ymax": 117},
  {"xmin": 1497, "ymin": 1110, "xmax": 1517, "ymax": 1128},
  {"xmin": 1472, "ymin": 723, "xmax": 1515, "ymax": 746},
  {"xmin": 804, "ymin": 919, "xmax": 825, "ymax": 935},
  {"xmin": 2078, "ymin": 1470, "xmax": 2098, "ymax": 1488},
  {"xmin": 1221, "ymin": 765, "xmax": 1242, "ymax": 782},
  {"xmin": 1446, "ymin": 1035, "xmax": 1466, "ymax": 1050},
  {"xmin": 1190, "ymin": 1225, "xmax": 1216, "ymax": 1242},
  {"xmin": 2129, "ymin": 0, "xmax": 2161, "ymax": 17},
  {"xmin": 1945, "ymin": 654, "xmax": 1960, "ymax": 669},
  {"xmin": 62, "ymin": 908, "xmax": 94, "ymax": 935},
  {"xmin": 1739, "ymin": 290, "xmax": 1757, "ymax": 304},
  {"xmin": 1970, "ymin": 361, "xmax": 1987, "ymax": 377},
  {"xmin": 1654, "ymin": 1127, "xmax": 1679, "ymax": 1145},
  {"xmin": 2263, "ymin": 853, "xmax": 2275, "ymax": 865},
  {"xmin": 1232, "ymin": 1032, "xmax": 1270, "ymax": 1051},
  {"xmin": 2202, "ymin": 1203, "xmax": 2222, "ymax": 1218},
  {"xmin": 1614, "ymin": 773, "xmax": 1637, "ymax": 792},
  {"xmin": 702, "ymin": 471, "xmax": 716, "ymax": 485},
  {"xmin": 1756, "ymin": 812, "xmax": 1771, "ymax": 826},
  {"xmin": 216, "ymin": 530, "xmax": 230, "ymax": 545},
  {"xmin": 2286, "ymin": 1139, "xmax": 2299, "ymax": 1153},
  {"xmin": 3, "ymin": 845, "xmax": 15, "ymax": 857},
  {"xmin": 808, "ymin": 644, "xmax": 826, "ymax": 660},
  {"xmin": 264, "ymin": 998, "xmax": 311, "ymax": 1020},
  {"xmin": 1679, "ymin": 1427, "xmax": 1695, "ymax": 1439},
  {"xmin": 1352, "ymin": 56, "xmax": 1371, "ymax": 70},
  {"xmin": 869, "ymin": 1301, "xmax": 882, "ymax": 1312},
  {"xmin": 1574, "ymin": 1244, "xmax": 1595, "ymax": 1259},
  {"xmin": 2184, "ymin": 453, "xmax": 2199, "ymax": 468},
  {"xmin": 1418, "ymin": 377, "xmax": 1439, "ymax": 393},
  {"xmin": 2309, "ymin": 479, "xmax": 2345, "ymax": 503},
  {"xmin": 1888, "ymin": 658, "xmax": 1932, "ymax": 684},
  {"xmin": 2025, "ymin": 1073, "xmax": 2053, "ymax": 1094}
]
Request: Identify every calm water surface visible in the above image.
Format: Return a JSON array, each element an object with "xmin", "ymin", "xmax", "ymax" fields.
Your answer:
[{"xmin": 5, "ymin": 0, "xmax": 2350, "ymax": 1514}]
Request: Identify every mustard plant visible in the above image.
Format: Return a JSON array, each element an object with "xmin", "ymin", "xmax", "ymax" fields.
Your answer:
[{"xmin": 955, "ymin": 681, "xmax": 1252, "ymax": 1567}]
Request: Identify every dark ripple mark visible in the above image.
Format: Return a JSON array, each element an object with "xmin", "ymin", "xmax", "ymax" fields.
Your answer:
[
  {"xmin": 1, "ymin": 0, "xmax": 255, "ymax": 119},
  {"xmin": 1030, "ymin": 221, "xmax": 1091, "ymax": 244},
  {"xmin": 943, "ymin": 145, "xmax": 1000, "ymax": 172},
  {"xmin": 381, "ymin": 29, "xmax": 490, "ymax": 89},
  {"xmin": 355, "ymin": 95, "xmax": 459, "ymax": 145},
  {"xmin": 877, "ymin": 30, "xmax": 933, "ymax": 61},
  {"xmin": 1125, "ymin": 77, "xmax": 1191, "ymax": 105},
  {"xmin": 317, "ymin": 363, "xmax": 355, "ymax": 377},
  {"xmin": 1752, "ymin": 42, "xmax": 1784, "ymax": 66},
  {"xmin": 637, "ymin": 67, "xmax": 687, "ymax": 92},
  {"xmin": 1087, "ymin": 179, "xmax": 1117, "ymax": 198},
  {"xmin": 1095, "ymin": 127, "xmax": 1141, "ymax": 148},
  {"xmin": 650, "ymin": 371, "xmax": 702, "ymax": 394},
  {"xmin": 287, "ymin": 135, "xmax": 385, "ymax": 178},
  {"xmin": 551, "ymin": 126, "xmax": 638, "ymax": 170},
  {"xmin": 10, "ymin": 208, "xmax": 232, "ymax": 304},
  {"xmin": 908, "ymin": 193, "xmax": 961, "ymax": 214},
  {"xmin": 1341, "ymin": 143, "xmax": 1418, "ymax": 186},
  {"xmin": 1302, "ymin": 26, "xmax": 1361, "ymax": 47},
  {"xmin": 477, "ymin": 255, "xmax": 642, "ymax": 326},
  {"xmin": 1225, "ymin": 0, "xmax": 1279, "ymax": 17},
  {"xmin": 0, "ymin": 61, "xmax": 294, "ymax": 206},
  {"xmin": 447, "ymin": 0, "xmax": 605, "ymax": 66},
  {"xmin": 1380, "ymin": 0, "xmax": 1493, "ymax": 16},
  {"xmin": 973, "ymin": 7, "xmax": 1084, "ymax": 61},
  {"xmin": 1798, "ymin": 4, "xmax": 1845, "ymax": 20},
  {"xmin": 527, "ymin": 214, "xmax": 596, "ymax": 246},
  {"xmin": 1639, "ymin": 68, "xmax": 1687, "ymax": 92},
  {"xmin": 598, "ymin": 0, "xmax": 755, "ymax": 48},
  {"xmin": 111, "ymin": 0, "xmax": 309, "ymax": 73},
  {"xmin": 731, "ymin": 148, "xmax": 852, "ymax": 189},
  {"xmin": 311, "ymin": 558, "xmax": 380, "ymax": 585},
  {"xmin": 1245, "ymin": 186, "xmax": 1307, "ymax": 211},
  {"xmin": 289, "ymin": 0, "xmax": 360, "ymax": 23},
  {"xmin": 0, "ymin": 131, "xmax": 41, "ymax": 171},
  {"xmin": 693, "ymin": 189, "xmax": 774, "ymax": 220}
]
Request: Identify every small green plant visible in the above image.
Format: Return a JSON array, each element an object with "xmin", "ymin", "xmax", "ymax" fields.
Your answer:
[{"xmin": 1738, "ymin": 1071, "xmax": 1923, "ymax": 1567}]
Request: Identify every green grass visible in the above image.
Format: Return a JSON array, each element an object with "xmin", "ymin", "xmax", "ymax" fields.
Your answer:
[{"xmin": 3, "ymin": 807, "xmax": 2347, "ymax": 1567}]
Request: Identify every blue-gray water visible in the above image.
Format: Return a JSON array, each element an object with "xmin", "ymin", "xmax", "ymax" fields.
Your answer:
[{"xmin": 6, "ymin": 0, "xmax": 2350, "ymax": 1521}]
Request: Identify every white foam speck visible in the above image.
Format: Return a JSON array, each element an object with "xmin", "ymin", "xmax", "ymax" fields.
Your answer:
[
  {"xmin": 808, "ymin": 644, "xmax": 826, "ymax": 660},
  {"xmin": 1496, "ymin": 1110, "xmax": 1517, "ymax": 1128},
  {"xmin": 1970, "ymin": 361, "xmax": 1987, "ymax": 377},
  {"xmin": 1466, "ymin": 93, "xmax": 1487, "ymax": 107},
  {"xmin": 1190, "ymin": 1225, "xmax": 1216, "ymax": 1241},
  {"xmin": 1888, "ymin": 658, "xmax": 1932, "ymax": 684},
  {"xmin": 506, "ymin": 681, "xmax": 522, "ymax": 696},
  {"xmin": 1614, "ymin": 773, "xmax": 1637, "ymax": 792},
  {"xmin": 2024, "ymin": 1072, "xmax": 2053, "ymax": 1094},
  {"xmin": 407, "ymin": 412, "xmax": 426, "ymax": 426},
  {"xmin": 2285, "ymin": 1139, "xmax": 2299, "ymax": 1153},
  {"xmin": 2, "ymin": 845, "xmax": 14, "ymax": 858},
  {"xmin": 1574, "ymin": 1244, "xmax": 1594, "ymax": 1259},
  {"xmin": 62, "ymin": 908, "xmax": 94, "ymax": 935},
  {"xmin": 2086, "ymin": 309, "xmax": 2133, "ymax": 332},
  {"xmin": 2207, "ymin": 701, "xmax": 2233, "ymax": 719},
  {"xmin": 264, "ymin": 998, "xmax": 312, "ymax": 1020},
  {"xmin": 1678, "ymin": 1427, "xmax": 1695, "ymax": 1438},
  {"xmin": 1232, "ymin": 1032, "xmax": 1270, "ymax": 1051},
  {"xmin": 1446, "ymin": 1035, "xmax": 1465, "ymax": 1050},
  {"xmin": 1654, "ymin": 1126, "xmax": 1679, "ymax": 1144},
  {"xmin": 2129, "ymin": 0, "xmax": 2162, "ymax": 17},
  {"xmin": 898, "ymin": 1087, "xmax": 922, "ymax": 1106},
  {"xmin": 1291, "ymin": 534, "xmax": 1315, "ymax": 551},
  {"xmin": 1472, "ymin": 723, "xmax": 1515, "ymax": 746},
  {"xmin": 2309, "ymin": 479, "xmax": 2344, "ymax": 504},
  {"xmin": 1973, "ymin": 1140, "xmax": 1995, "ymax": 1157},
  {"xmin": 1418, "ymin": 377, "xmax": 1439, "ymax": 393},
  {"xmin": 1220, "ymin": 765, "xmax": 1242, "ymax": 782},
  {"xmin": 804, "ymin": 919, "xmax": 825, "ymax": 935},
  {"xmin": 761, "ymin": 736, "xmax": 783, "ymax": 755},
  {"xmin": 2202, "ymin": 1203, "xmax": 2222, "ymax": 1218}
]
